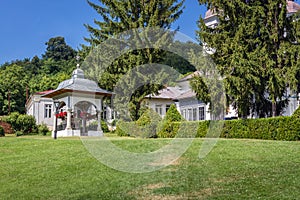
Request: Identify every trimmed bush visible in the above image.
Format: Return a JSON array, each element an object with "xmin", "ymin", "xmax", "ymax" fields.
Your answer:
[
  {"xmin": 38, "ymin": 124, "xmax": 50, "ymax": 136},
  {"xmin": 164, "ymin": 104, "xmax": 183, "ymax": 122},
  {"xmin": 3, "ymin": 112, "xmax": 20, "ymax": 131},
  {"xmin": 3, "ymin": 112, "xmax": 37, "ymax": 135},
  {"xmin": 101, "ymin": 121, "xmax": 109, "ymax": 133},
  {"xmin": 0, "ymin": 126, "xmax": 4, "ymax": 137},
  {"xmin": 157, "ymin": 116, "xmax": 300, "ymax": 141},
  {"xmin": 115, "ymin": 120, "xmax": 137, "ymax": 137},
  {"xmin": 136, "ymin": 109, "xmax": 161, "ymax": 138},
  {"xmin": 292, "ymin": 106, "xmax": 300, "ymax": 118},
  {"xmin": 16, "ymin": 114, "xmax": 37, "ymax": 134},
  {"xmin": 158, "ymin": 104, "xmax": 184, "ymax": 138}
]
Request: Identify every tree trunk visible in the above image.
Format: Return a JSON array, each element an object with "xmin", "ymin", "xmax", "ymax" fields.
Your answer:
[{"xmin": 272, "ymin": 101, "xmax": 276, "ymax": 117}]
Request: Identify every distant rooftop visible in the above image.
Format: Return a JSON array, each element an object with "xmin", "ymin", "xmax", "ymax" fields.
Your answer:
[
  {"xmin": 287, "ymin": 0, "xmax": 300, "ymax": 13},
  {"xmin": 204, "ymin": 0, "xmax": 300, "ymax": 20},
  {"xmin": 145, "ymin": 87, "xmax": 181, "ymax": 100}
]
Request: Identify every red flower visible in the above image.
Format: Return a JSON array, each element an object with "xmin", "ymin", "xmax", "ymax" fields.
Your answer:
[{"xmin": 56, "ymin": 111, "xmax": 67, "ymax": 119}]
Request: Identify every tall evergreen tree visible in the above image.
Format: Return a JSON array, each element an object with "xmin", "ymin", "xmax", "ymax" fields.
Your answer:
[
  {"xmin": 82, "ymin": 0, "xmax": 185, "ymax": 120},
  {"xmin": 196, "ymin": 0, "xmax": 300, "ymax": 118},
  {"xmin": 43, "ymin": 36, "xmax": 76, "ymax": 61}
]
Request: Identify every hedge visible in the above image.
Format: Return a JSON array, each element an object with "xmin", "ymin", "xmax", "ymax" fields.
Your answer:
[
  {"xmin": 115, "ymin": 114, "xmax": 300, "ymax": 141},
  {"xmin": 157, "ymin": 116, "xmax": 300, "ymax": 141}
]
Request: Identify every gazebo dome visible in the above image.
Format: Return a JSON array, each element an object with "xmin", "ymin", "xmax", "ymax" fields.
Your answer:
[
  {"xmin": 72, "ymin": 68, "xmax": 85, "ymax": 79},
  {"xmin": 45, "ymin": 67, "xmax": 112, "ymax": 97}
]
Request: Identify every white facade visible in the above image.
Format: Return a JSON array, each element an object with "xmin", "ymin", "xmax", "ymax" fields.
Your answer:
[
  {"xmin": 144, "ymin": 73, "xmax": 216, "ymax": 121},
  {"xmin": 26, "ymin": 91, "xmax": 54, "ymax": 130}
]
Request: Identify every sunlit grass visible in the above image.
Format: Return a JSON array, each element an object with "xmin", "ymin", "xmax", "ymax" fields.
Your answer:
[{"xmin": 0, "ymin": 136, "xmax": 299, "ymax": 199}]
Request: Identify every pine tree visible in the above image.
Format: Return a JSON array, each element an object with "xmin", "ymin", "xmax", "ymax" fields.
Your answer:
[
  {"xmin": 81, "ymin": 0, "xmax": 185, "ymax": 120},
  {"xmin": 196, "ymin": 0, "xmax": 300, "ymax": 118}
]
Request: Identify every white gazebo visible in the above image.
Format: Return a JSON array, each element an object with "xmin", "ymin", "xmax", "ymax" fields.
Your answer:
[{"xmin": 43, "ymin": 68, "xmax": 112, "ymax": 137}]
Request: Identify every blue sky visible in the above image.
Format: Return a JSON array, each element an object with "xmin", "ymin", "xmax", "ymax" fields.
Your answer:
[{"xmin": 0, "ymin": 1, "xmax": 206, "ymax": 65}]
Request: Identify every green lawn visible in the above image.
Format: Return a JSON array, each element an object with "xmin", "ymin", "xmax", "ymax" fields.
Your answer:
[{"xmin": 0, "ymin": 136, "xmax": 299, "ymax": 199}]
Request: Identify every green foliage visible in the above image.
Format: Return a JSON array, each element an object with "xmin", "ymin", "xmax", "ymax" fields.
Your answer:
[
  {"xmin": 0, "ymin": 64, "xmax": 29, "ymax": 114},
  {"xmin": 136, "ymin": 108, "xmax": 162, "ymax": 138},
  {"xmin": 0, "ymin": 126, "xmax": 4, "ymax": 137},
  {"xmin": 115, "ymin": 120, "xmax": 133, "ymax": 137},
  {"xmin": 16, "ymin": 114, "xmax": 37, "ymax": 134},
  {"xmin": 101, "ymin": 121, "xmax": 109, "ymax": 133},
  {"xmin": 82, "ymin": 0, "xmax": 185, "ymax": 120},
  {"xmin": 197, "ymin": 0, "xmax": 300, "ymax": 117},
  {"xmin": 292, "ymin": 106, "xmax": 300, "ymax": 118},
  {"xmin": 37, "ymin": 123, "xmax": 50, "ymax": 136},
  {"xmin": 157, "ymin": 104, "xmax": 184, "ymax": 138},
  {"xmin": 43, "ymin": 36, "xmax": 76, "ymax": 61},
  {"xmin": 136, "ymin": 108, "xmax": 161, "ymax": 126},
  {"xmin": 220, "ymin": 117, "xmax": 300, "ymax": 141},
  {"xmin": 157, "ymin": 122, "xmax": 180, "ymax": 138},
  {"xmin": 3, "ymin": 112, "xmax": 37, "ymax": 135},
  {"xmin": 0, "ymin": 37, "xmax": 77, "ymax": 115},
  {"xmin": 3, "ymin": 112, "xmax": 20, "ymax": 131},
  {"xmin": 157, "ymin": 116, "xmax": 300, "ymax": 141},
  {"xmin": 164, "ymin": 104, "xmax": 183, "ymax": 122}
]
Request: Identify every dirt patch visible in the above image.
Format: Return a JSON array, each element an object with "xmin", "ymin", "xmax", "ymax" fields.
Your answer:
[
  {"xmin": 149, "ymin": 155, "xmax": 183, "ymax": 167},
  {"xmin": 128, "ymin": 182, "xmax": 214, "ymax": 200}
]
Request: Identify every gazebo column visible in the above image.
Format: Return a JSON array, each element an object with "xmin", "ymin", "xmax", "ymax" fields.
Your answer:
[
  {"xmin": 66, "ymin": 108, "xmax": 72, "ymax": 130},
  {"xmin": 82, "ymin": 117, "xmax": 87, "ymax": 134},
  {"xmin": 52, "ymin": 111, "xmax": 57, "ymax": 138},
  {"xmin": 97, "ymin": 110, "xmax": 102, "ymax": 132}
]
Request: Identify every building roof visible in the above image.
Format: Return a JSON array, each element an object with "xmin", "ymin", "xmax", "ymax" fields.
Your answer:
[
  {"xmin": 287, "ymin": 0, "xmax": 300, "ymax": 13},
  {"xmin": 204, "ymin": 9, "xmax": 218, "ymax": 19},
  {"xmin": 43, "ymin": 68, "xmax": 112, "ymax": 98},
  {"xmin": 176, "ymin": 90, "xmax": 197, "ymax": 100},
  {"xmin": 145, "ymin": 87, "xmax": 182, "ymax": 100},
  {"xmin": 204, "ymin": 0, "xmax": 300, "ymax": 20},
  {"xmin": 35, "ymin": 90, "xmax": 54, "ymax": 95}
]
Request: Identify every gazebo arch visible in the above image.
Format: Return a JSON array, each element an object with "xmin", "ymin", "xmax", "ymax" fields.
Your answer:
[{"xmin": 43, "ymin": 68, "xmax": 112, "ymax": 137}]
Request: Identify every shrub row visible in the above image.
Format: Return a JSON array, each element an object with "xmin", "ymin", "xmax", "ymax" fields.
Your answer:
[
  {"xmin": 115, "ymin": 105, "xmax": 182, "ymax": 138},
  {"xmin": 116, "ymin": 115, "xmax": 300, "ymax": 141},
  {"xmin": 158, "ymin": 116, "xmax": 300, "ymax": 141},
  {"xmin": 2, "ymin": 112, "xmax": 50, "ymax": 136}
]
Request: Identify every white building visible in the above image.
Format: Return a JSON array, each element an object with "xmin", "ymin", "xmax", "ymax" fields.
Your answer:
[
  {"xmin": 26, "ymin": 90, "xmax": 55, "ymax": 129},
  {"xmin": 26, "ymin": 68, "xmax": 112, "ymax": 137},
  {"xmin": 144, "ymin": 72, "xmax": 212, "ymax": 121}
]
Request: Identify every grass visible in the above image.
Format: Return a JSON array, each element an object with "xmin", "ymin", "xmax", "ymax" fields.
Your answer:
[{"xmin": 0, "ymin": 136, "xmax": 299, "ymax": 199}]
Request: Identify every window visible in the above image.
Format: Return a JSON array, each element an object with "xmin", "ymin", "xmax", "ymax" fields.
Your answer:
[
  {"xmin": 199, "ymin": 107, "xmax": 205, "ymax": 120},
  {"xmin": 44, "ymin": 104, "xmax": 52, "ymax": 118},
  {"xmin": 188, "ymin": 109, "xmax": 192, "ymax": 121},
  {"xmin": 155, "ymin": 105, "xmax": 162, "ymax": 115},
  {"xmin": 166, "ymin": 104, "xmax": 171, "ymax": 113},
  {"xmin": 193, "ymin": 108, "xmax": 197, "ymax": 121}
]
